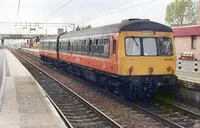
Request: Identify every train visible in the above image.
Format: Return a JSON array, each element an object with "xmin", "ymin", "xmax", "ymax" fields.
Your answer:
[{"xmin": 39, "ymin": 18, "xmax": 178, "ymax": 100}]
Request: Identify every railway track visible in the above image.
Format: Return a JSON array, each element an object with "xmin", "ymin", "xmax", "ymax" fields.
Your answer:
[
  {"xmin": 12, "ymin": 50, "xmax": 122, "ymax": 128},
  {"xmin": 15, "ymin": 49, "xmax": 200, "ymax": 128},
  {"xmin": 132, "ymin": 98, "xmax": 200, "ymax": 128}
]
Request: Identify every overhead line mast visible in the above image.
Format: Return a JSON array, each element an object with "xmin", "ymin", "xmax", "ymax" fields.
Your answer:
[{"xmin": 16, "ymin": 0, "xmax": 21, "ymax": 26}]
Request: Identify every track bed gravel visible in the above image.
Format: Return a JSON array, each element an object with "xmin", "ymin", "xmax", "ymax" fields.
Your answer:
[{"xmin": 13, "ymin": 50, "xmax": 165, "ymax": 128}]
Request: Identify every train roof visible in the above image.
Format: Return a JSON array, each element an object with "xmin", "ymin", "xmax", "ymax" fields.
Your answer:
[
  {"xmin": 60, "ymin": 19, "xmax": 172, "ymax": 39},
  {"xmin": 40, "ymin": 35, "xmax": 58, "ymax": 41}
]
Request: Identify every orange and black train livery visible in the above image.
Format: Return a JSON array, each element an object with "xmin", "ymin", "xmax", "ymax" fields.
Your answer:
[{"xmin": 39, "ymin": 18, "xmax": 178, "ymax": 100}]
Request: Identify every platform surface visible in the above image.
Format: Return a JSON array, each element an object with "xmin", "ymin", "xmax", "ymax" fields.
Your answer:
[
  {"xmin": 0, "ymin": 50, "xmax": 5, "ymax": 86},
  {"xmin": 177, "ymin": 70, "xmax": 200, "ymax": 84},
  {"xmin": 176, "ymin": 60, "xmax": 200, "ymax": 83},
  {"xmin": 0, "ymin": 49, "xmax": 66, "ymax": 128},
  {"xmin": 22, "ymin": 48, "xmax": 39, "ymax": 53}
]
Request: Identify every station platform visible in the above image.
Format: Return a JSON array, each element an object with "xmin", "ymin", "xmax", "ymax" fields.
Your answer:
[
  {"xmin": 22, "ymin": 48, "xmax": 39, "ymax": 57},
  {"xmin": 176, "ymin": 60, "xmax": 200, "ymax": 86},
  {"xmin": 22, "ymin": 48, "xmax": 39, "ymax": 53},
  {"xmin": 177, "ymin": 70, "xmax": 200, "ymax": 83},
  {"xmin": 0, "ymin": 49, "xmax": 66, "ymax": 128}
]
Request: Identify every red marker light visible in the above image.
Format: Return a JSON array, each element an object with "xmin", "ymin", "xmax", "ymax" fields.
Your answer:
[
  {"xmin": 129, "ymin": 66, "xmax": 134, "ymax": 75},
  {"xmin": 167, "ymin": 66, "xmax": 172, "ymax": 71},
  {"xmin": 148, "ymin": 67, "xmax": 153, "ymax": 73}
]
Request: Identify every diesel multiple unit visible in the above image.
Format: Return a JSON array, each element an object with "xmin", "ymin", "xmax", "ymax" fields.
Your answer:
[{"xmin": 39, "ymin": 19, "xmax": 178, "ymax": 99}]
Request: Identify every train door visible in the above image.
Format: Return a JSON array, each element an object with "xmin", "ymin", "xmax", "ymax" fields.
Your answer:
[{"xmin": 111, "ymin": 34, "xmax": 118, "ymax": 62}]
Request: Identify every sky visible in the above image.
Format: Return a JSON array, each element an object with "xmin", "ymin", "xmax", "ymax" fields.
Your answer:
[{"xmin": 0, "ymin": 0, "xmax": 175, "ymax": 34}]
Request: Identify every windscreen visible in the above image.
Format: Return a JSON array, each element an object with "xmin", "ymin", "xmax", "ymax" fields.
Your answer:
[
  {"xmin": 125, "ymin": 37, "xmax": 141, "ymax": 56},
  {"xmin": 125, "ymin": 37, "xmax": 173, "ymax": 56}
]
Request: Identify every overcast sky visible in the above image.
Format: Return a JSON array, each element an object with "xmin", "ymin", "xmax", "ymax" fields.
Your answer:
[
  {"xmin": 0, "ymin": 0, "xmax": 178, "ymax": 35},
  {"xmin": 0, "ymin": 0, "xmax": 175, "ymax": 26}
]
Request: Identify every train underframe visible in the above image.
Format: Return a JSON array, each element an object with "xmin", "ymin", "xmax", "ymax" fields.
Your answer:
[{"xmin": 41, "ymin": 55, "xmax": 179, "ymax": 100}]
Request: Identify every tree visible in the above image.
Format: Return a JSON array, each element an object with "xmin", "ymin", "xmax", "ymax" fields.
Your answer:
[
  {"xmin": 75, "ymin": 25, "xmax": 92, "ymax": 31},
  {"xmin": 83, "ymin": 25, "xmax": 92, "ymax": 30},
  {"xmin": 81, "ymin": 25, "xmax": 92, "ymax": 30},
  {"xmin": 165, "ymin": 0, "xmax": 198, "ymax": 26},
  {"xmin": 75, "ymin": 25, "xmax": 81, "ymax": 31}
]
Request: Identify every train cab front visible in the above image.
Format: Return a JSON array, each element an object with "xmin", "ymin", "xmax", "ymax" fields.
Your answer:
[{"xmin": 117, "ymin": 22, "xmax": 178, "ymax": 99}]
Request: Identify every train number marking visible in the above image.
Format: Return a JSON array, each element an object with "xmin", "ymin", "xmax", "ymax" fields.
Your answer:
[{"xmin": 164, "ymin": 58, "xmax": 174, "ymax": 61}]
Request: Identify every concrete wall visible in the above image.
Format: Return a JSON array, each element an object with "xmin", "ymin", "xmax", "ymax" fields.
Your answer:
[
  {"xmin": 174, "ymin": 36, "xmax": 200, "ymax": 60},
  {"xmin": 198, "ymin": 0, "xmax": 200, "ymax": 24}
]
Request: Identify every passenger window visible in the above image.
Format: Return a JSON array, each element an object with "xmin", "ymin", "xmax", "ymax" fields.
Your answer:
[
  {"xmin": 51, "ymin": 42, "xmax": 53, "ymax": 51},
  {"xmin": 98, "ymin": 39, "xmax": 102, "ymax": 54},
  {"xmin": 50, "ymin": 42, "xmax": 52, "ymax": 51},
  {"xmin": 73, "ymin": 41, "xmax": 76, "ymax": 52},
  {"xmin": 59, "ymin": 41, "xmax": 62, "ymax": 51},
  {"xmin": 44, "ymin": 42, "xmax": 46, "ymax": 50},
  {"xmin": 71, "ymin": 41, "xmax": 74, "ymax": 53},
  {"xmin": 48, "ymin": 42, "xmax": 50, "ymax": 50},
  {"xmin": 67, "ymin": 41, "xmax": 71, "ymax": 52},
  {"xmin": 93, "ymin": 39, "xmax": 100, "ymax": 55},
  {"xmin": 52, "ymin": 42, "xmax": 54, "ymax": 51},
  {"xmin": 89, "ymin": 39, "xmax": 92, "ymax": 53},
  {"xmin": 102, "ymin": 39, "xmax": 110, "ymax": 58},
  {"xmin": 55, "ymin": 42, "xmax": 57, "ymax": 51},
  {"xmin": 82, "ymin": 40, "xmax": 87, "ymax": 54},
  {"xmin": 63, "ymin": 41, "xmax": 67, "ymax": 52},
  {"xmin": 47, "ymin": 42, "xmax": 49, "ymax": 50},
  {"xmin": 78, "ymin": 40, "xmax": 82, "ymax": 53},
  {"xmin": 53, "ymin": 42, "xmax": 56, "ymax": 51},
  {"xmin": 49, "ymin": 42, "xmax": 52, "ymax": 51},
  {"xmin": 75, "ymin": 41, "xmax": 78, "ymax": 52}
]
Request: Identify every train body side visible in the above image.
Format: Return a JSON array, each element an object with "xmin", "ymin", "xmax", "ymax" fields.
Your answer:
[{"xmin": 58, "ymin": 33, "xmax": 119, "ymax": 75}]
